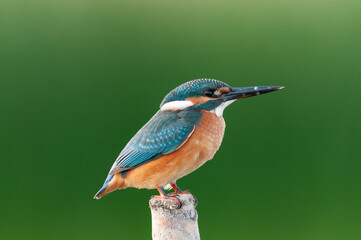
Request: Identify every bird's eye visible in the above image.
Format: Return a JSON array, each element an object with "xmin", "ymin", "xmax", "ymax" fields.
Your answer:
[{"xmin": 203, "ymin": 89, "xmax": 214, "ymax": 97}]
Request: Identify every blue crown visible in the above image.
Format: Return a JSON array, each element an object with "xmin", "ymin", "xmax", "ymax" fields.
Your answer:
[{"xmin": 160, "ymin": 79, "xmax": 230, "ymax": 107}]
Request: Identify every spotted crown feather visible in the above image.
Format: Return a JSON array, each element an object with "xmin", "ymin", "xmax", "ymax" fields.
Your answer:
[{"xmin": 160, "ymin": 79, "xmax": 230, "ymax": 107}]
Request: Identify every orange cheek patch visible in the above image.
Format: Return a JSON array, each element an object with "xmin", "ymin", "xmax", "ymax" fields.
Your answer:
[
  {"xmin": 186, "ymin": 96, "xmax": 213, "ymax": 105},
  {"xmin": 218, "ymin": 87, "xmax": 231, "ymax": 94}
]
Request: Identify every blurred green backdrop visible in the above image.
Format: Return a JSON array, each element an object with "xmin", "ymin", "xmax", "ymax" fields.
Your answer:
[{"xmin": 1, "ymin": 0, "xmax": 361, "ymax": 239}]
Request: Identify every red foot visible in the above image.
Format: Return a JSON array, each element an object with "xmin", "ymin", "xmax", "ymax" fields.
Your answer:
[
  {"xmin": 168, "ymin": 190, "xmax": 190, "ymax": 196},
  {"xmin": 151, "ymin": 195, "xmax": 182, "ymax": 209},
  {"xmin": 168, "ymin": 183, "xmax": 198, "ymax": 207}
]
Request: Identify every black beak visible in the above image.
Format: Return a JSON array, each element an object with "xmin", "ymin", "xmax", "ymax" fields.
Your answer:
[{"xmin": 222, "ymin": 86, "xmax": 284, "ymax": 101}]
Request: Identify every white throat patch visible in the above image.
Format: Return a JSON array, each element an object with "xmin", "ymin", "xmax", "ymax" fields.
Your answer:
[
  {"xmin": 212, "ymin": 100, "xmax": 236, "ymax": 117},
  {"xmin": 160, "ymin": 100, "xmax": 194, "ymax": 111}
]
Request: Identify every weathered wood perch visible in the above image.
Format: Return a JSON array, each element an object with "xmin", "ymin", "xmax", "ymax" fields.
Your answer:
[{"xmin": 149, "ymin": 193, "xmax": 200, "ymax": 240}]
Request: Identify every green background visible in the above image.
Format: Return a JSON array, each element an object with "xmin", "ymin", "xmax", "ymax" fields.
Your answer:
[{"xmin": 1, "ymin": 0, "xmax": 361, "ymax": 239}]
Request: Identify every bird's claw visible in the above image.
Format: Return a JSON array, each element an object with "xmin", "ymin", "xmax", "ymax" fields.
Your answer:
[
  {"xmin": 168, "ymin": 190, "xmax": 198, "ymax": 207},
  {"xmin": 168, "ymin": 190, "xmax": 190, "ymax": 196},
  {"xmin": 151, "ymin": 195, "xmax": 182, "ymax": 209}
]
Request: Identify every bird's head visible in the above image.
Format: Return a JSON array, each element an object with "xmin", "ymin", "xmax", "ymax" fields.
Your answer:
[{"xmin": 160, "ymin": 79, "xmax": 284, "ymax": 116}]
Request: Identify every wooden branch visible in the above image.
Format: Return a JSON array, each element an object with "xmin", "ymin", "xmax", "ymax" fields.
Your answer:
[{"xmin": 149, "ymin": 193, "xmax": 200, "ymax": 240}]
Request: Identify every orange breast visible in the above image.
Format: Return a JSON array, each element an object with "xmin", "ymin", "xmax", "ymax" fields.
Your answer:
[{"xmin": 123, "ymin": 111, "xmax": 225, "ymax": 189}]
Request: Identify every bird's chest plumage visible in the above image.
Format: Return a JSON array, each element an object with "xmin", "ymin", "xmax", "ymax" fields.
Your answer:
[
  {"xmin": 162, "ymin": 111, "xmax": 225, "ymax": 182},
  {"xmin": 124, "ymin": 111, "xmax": 225, "ymax": 188},
  {"xmin": 189, "ymin": 111, "xmax": 225, "ymax": 161}
]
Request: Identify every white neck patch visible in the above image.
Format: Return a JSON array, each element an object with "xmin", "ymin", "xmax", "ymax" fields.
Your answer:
[
  {"xmin": 160, "ymin": 100, "xmax": 194, "ymax": 111},
  {"xmin": 212, "ymin": 100, "xmax": 236, "ymax": 117}
]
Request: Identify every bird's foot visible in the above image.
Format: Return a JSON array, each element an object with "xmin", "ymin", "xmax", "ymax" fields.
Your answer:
[
  {"xmin": 169, "ymin": 191, "xmax": 198, "ymax": 207},
  {"xmin": 151, "ymin": 194, "xmax": 182, "ymax": 209},
  {"xmin": 168, "ymin": 189, "xmax": 190, "ymax": 195}
]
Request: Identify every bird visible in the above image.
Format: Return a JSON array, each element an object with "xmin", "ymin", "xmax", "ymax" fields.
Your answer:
[{"xmin": 94, "ymin": 78, "xmax": 283, "ymax": 207}]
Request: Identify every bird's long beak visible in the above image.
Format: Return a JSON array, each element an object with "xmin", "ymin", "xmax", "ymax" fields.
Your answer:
[{"xmin": 222, "ymin": 86, "xmax": 284, "ymax": 101}]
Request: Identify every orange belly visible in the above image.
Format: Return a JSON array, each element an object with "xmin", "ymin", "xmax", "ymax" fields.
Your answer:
[{"xmin": 122, "ymin": 110, "xmax": 226, "ymax": 189}]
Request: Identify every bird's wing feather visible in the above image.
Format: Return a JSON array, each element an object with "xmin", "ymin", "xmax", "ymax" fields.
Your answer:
[{"xmin": 109, "ymin": 110, "xmax": 202, "ymax": 174}]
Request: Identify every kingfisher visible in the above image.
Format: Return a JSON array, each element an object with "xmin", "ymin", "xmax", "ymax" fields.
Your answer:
[{"xmin": 94, "ymin": 79, "xmax": 283, "ymax": 207}]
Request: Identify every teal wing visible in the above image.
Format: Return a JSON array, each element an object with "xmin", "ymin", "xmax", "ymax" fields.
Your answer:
[{"xmin": 109, "ymin": 110, "xmax": 202, "ymax": 174}]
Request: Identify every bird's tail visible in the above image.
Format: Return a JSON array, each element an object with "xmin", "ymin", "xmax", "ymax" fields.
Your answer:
[{"xmin": 94, "ymin": 174, "xmax": 125, "ymax": 199}]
